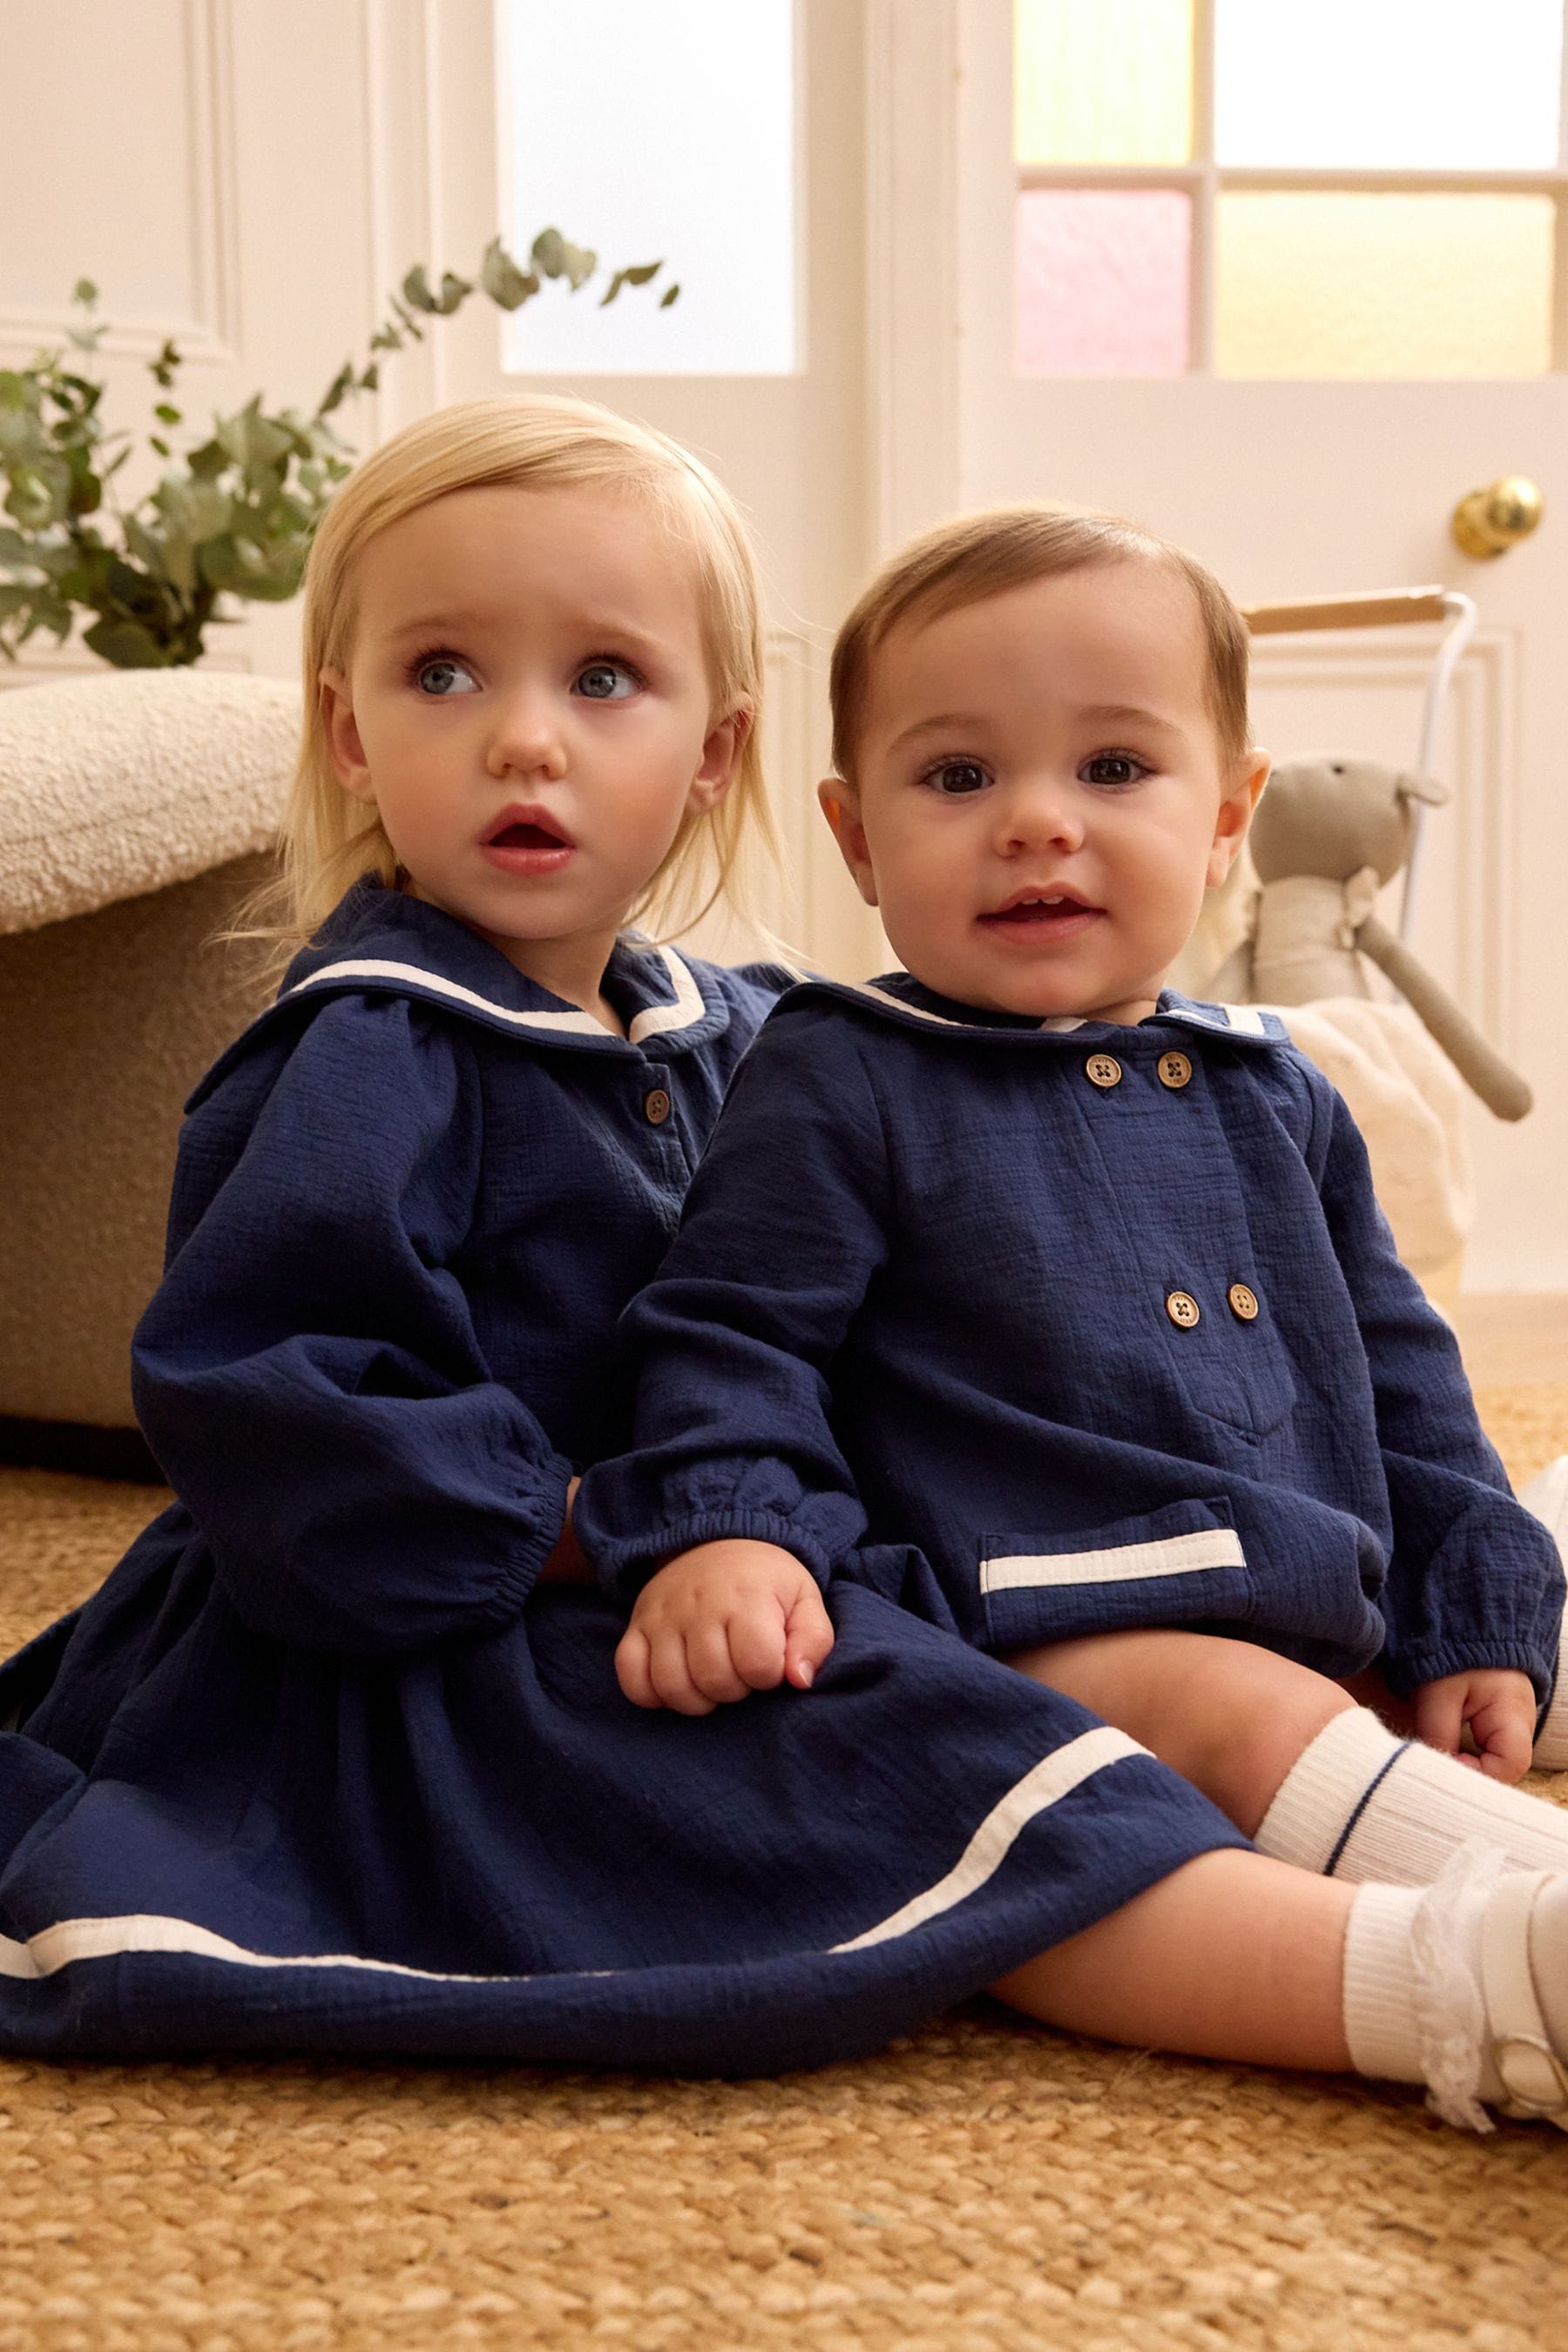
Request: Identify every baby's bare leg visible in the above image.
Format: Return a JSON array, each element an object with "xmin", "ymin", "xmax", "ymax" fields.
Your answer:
[
  {"xmin": 1009, "ymin": 1628, "xmax": 1353, "ymax": 1835},
  {"xmin": 990, "ymin": 1847, "xmax": 1355, "ymax": 2067},
  {"xmin": 996, "ymin": 1840, "xmax": 1568, "ymax": 2135}
]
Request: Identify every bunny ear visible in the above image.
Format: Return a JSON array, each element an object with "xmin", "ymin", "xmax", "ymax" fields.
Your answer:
[{"xmin": 1399, "ymin": 771, "xmax": 1450, "ymax": 808}]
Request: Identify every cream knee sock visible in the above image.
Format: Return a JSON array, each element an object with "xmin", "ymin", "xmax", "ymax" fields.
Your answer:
[
  {"xmin": 1343, "ymin": 1848, "xmax": 1568, "ymax": 2132},
  {"xmin": 1255, "ymin": 1707, "xmax": 1568, "ymax": 1884}
]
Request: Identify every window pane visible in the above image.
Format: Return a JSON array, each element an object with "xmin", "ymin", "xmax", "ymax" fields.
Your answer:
[
  {"xmin": 1017, "ymin": 190, "xmax": 1191, "ymax": 374},
  {"xmin": 504, "ymin": 0, "xmax": 795, "ymax": 375},
  {"xmin": 1215, "ymin": 0, "xmax": 1562, "ymax": 170},
  {"xmin": 1015, "ymin": 0, "xmax": 1193, "ymax": 165},
  {"xmin": 1216, "ymin": 193, "xmax": 1555, "ymax": 376}
]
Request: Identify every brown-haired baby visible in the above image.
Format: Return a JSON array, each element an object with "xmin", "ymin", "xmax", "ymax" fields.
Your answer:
[{"xmin": 579, "ymin": 504, "xmax": 1568, "ymax": 2134}]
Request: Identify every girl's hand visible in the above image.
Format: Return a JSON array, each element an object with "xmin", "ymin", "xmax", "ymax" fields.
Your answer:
[
  {"xmin": 1414, "ymin": 1667, "xmax": 1538, "ymax": 1782},
  {"xmin": 616, "ymin": 1539, "xmax": 835, "ymax": 1714},
  {"xmin": 537, "ymin": 1477, "xmax": 593, "ymax": 1585}
]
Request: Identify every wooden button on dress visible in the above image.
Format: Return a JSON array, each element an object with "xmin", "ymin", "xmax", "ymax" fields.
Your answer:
[
  {"xmin": 1227, "ymin": 1281, "xmax": 1260, "ymax": 1321},
  {"xmin": 1157, "ymin": 1051, "xmax": 1193, "ymax": 1090},
  {"xmin": 1085, "ymin": 1053, "xmax": 1123, "ymax": 1090},
  {"xmin": 1166, "ymin": 1290, "xmax": 1201, "ymax": 1328},
  {"xmin": 643, "ymin": 1087, "xmax": 672, "ymax": 1126}
]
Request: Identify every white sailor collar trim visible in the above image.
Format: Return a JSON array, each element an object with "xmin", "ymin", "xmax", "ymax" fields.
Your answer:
[
  {"xmin": 787, "ymin": 977, "xmax": 1288, "ymax": 1048},
  {"xmin": 283, "ymin": 939, "xmax": 710, "ymax": 1050}
]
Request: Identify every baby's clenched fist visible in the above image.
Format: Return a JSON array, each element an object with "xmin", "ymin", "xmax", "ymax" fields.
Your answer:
[{"xmin": 615, "ymin": 1538, "xmax": 835, "ymax": 1715}]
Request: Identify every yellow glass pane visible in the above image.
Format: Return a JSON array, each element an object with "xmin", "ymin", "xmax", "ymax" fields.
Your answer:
[
  {"xmin": 1216, "ymin": 193, "xmax": 1555, "ymax": 378},
  {"xmin": 1015, "ymin": 0, "xmax": 1192, "ymax": 166}
]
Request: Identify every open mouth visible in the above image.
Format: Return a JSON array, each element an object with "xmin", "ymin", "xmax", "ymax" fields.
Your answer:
[
  {"xmin": 980, "ymin": 893, "xmax": 1103, "ymax": 934},
  {"xmin": 488, "ymin": 820, "xmax": 567, "ymax": 850},
  {"xmin": 480, "ymin": 806, "xmax": 577, "ymax": 865}
]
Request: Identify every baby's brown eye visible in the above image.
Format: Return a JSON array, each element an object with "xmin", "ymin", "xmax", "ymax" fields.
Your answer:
[
  {"xmin": 931, "ymin": 760, "xmax": 988, "ymax": 795},
  {"xmin": 1084, "ymin": 754, "xmax": 1143, "ymax": 787}
]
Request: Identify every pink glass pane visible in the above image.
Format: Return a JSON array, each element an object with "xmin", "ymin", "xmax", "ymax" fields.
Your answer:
[{"xmin": 1016, "ymin": 188, "xmax": 1190, "ymax": 375}]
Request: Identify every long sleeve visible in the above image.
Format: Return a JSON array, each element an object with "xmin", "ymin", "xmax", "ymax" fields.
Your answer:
[
  {"xmin": 576, "ymin": 1015, "xmax": 892, "ymax": 1593},
  {"xmin": 1313, "ymin": 1078, "xmax": 1562, "ymax": 1699},
  {"xmin": 132, "ymin": 996, "xmax": 571, "ymax": 1655}
]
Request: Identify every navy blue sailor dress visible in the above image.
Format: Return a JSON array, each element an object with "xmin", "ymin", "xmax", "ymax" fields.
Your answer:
[
  {"xmin": 579, "ymin": 974, "xmax": 1563, "ymax": 1717},
  {"xmin": 0, "ymin": 891, "xmax": 1246, "ymax": 2070}
]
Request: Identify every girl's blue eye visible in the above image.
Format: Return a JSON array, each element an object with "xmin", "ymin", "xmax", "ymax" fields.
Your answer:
[
  {"xmin": 576, "ymin": 660, "xmax": 639, "ymax": 701},
  {"xmin": 415, "ymin": 657, "xmax": 477, "ymax": 697},
  {"xmin": 928, "ymin": 760, "xmax": 989, "ymax": 796},
  {"xmin": 1083, "ymin": 752, "xmax": 1146, "ymax": 787}
]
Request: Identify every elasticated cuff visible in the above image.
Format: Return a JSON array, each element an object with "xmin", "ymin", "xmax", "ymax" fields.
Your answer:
[{"xmin": 590, "ymin": 1511, "xmax": 831, "ymax": 1599}]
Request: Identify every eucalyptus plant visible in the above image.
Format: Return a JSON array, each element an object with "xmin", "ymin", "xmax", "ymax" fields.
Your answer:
[{"xmin": 0, "ymin": 233, "xmax": 675, "ymax": 669}]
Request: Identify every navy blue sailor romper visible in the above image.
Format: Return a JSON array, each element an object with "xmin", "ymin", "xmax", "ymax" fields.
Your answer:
[
  {"xmin": 0, "ymin": 890, "xmax": 1246, "ymax": 2070},
  {"xmin": 579, "ymin": 974, "xmax": 1563, "ymax": 1707}
]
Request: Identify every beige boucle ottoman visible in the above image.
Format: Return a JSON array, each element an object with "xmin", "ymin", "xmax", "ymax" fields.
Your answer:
[{"xmin": 0, "ymin": 671, "xmax": 300, "ymax": 1430}]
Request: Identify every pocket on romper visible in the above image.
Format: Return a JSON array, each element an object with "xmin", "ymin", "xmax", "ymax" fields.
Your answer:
[{"xmin": 978, "ymin": 1496, "xmax": 1251, "ymax": 1654}]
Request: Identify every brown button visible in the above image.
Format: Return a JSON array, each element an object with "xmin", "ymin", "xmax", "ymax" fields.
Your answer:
[
  {"xmin": 1085, "ymin": 1053, "xmax": 1123, "ymax": 1090},
  {"xmin": 1166, "ymin": 1289, "xmax": 1201, "ymax": 1329},
  {"xmin": 1228, "ymin": 1281, "xmax": 1260, "ymax": 1321},
  {"xmin": 643, "ymin": 1086, "xmax": 672, "ymax": 1126},
  {"xmin": 1158, "ymin": 1051, "xmax": 1193, "ymax": 1091}
]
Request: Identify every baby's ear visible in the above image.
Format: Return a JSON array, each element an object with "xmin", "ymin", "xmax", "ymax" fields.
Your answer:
[
  {"xmin": 320, "ymin": 669, "xmax": 375, "ymax": 803},
  {"xmin": 1206, "ymin": 748, "xmax": 1269, "ymax": 888},
  {"xmin": 689, "ymin": 705, "xmax": 750, "ymax": 811},
  {"xmin": 817, "ymin": 779, "xmax": 879, "ymax": 907}
]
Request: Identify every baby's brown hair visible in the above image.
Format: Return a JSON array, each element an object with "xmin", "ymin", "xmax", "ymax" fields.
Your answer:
[{"xmin": 829, "ymin": 504, "xmax": 1251, "ymax": 782}]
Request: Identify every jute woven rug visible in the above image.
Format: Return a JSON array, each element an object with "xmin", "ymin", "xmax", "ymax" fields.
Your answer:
[{"xmin": 2, "ymin": 1387, "xmax": 1567, "ymax": 2350}]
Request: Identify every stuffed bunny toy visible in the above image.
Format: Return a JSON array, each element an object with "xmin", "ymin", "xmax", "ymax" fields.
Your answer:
[{"xmin": 1217, "ymin": 755, "xmax": 1531, "ymax": 1122}]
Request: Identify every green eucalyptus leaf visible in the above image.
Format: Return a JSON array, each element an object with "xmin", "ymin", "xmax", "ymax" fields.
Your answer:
[
  {"xmin": 123, "ymin": 517, "xmax": 167, "ymax": 576},
  {"xmin": 599, "ymin": 270, "xmax": 627, "ymax": 309},
  {"xmin": 562, "ymin": 240, "xmax": 596, "ymax": 291},
  {"xmin": 659, "ymin": 282, "xmax": 680, "ymax": 308},
  {"xmin": 318, "ymin": 362, "xmax": 354, "ymax": 417},
  {"xmin": 480, "ymin": 238, "xmax": 538, "ymax": 310},
  {"xmin": 84, "ymin": 615, "xmax": 174, "ymax": 668},
  {"xmin": 105, "ymin": 558, "xmax": 166, "ymax": 617},
  {"xmin": 196, "ymin": 533, "xmax": 244, "ymax": 591},
  {"xmin": 186, "ymin": 438, "xmax": 227, "ymax": 482},
  {"xmin": 154, "ymin": 402, "xmax": 181, "ymax": 426},
  {"xmin": 402, "ymin": 264, "xmax": 439, "ymax": 314},
  {"xmin": 73, "ymin": 279, "xmax": 98, "ymax": 307},
  {"xmin": 6, "ymin": 469, "xmax": 58, "ymax": 529},
  {"xmin": 531, "ymin": 227, "xmax": 568, "ymax": 280},
  {"xmin": 625, "ymin": 260, "xmax": 662, "ymax": 286},
  {"xmin": 435, "ymin": 272, "xmax": 470, "ymax": 314}
]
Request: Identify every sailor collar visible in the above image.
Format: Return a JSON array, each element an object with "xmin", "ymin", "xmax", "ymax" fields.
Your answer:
[
  {"xmin": 781, "ymin": 970, "xmax": 1289, "ymax": 1050},
  {"xmin": 188, "ymin": 881, "xmax": 729, "ymax": 1109}
]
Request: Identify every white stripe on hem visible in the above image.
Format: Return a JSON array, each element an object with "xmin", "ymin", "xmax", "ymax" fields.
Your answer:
[
  {"xmin": 0, "ymin": 1730, "xmax": 1147, "ymax": 1985},
  {"xmin": 832, "ymin": 1726, "xmax": 1146, "ymax": 1953},
  {"xmin": 981, "ymin": 1528, "xmax": 1245, "ymax": 1593}
]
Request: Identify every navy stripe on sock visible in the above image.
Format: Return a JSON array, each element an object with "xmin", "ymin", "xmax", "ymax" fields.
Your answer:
[{"xmin": 1323, "ymin": 1740, "xmax": 1413, "ymax": 1878}]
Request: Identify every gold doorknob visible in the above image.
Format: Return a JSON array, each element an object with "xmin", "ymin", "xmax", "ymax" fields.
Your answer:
[{"xmin": 1451, "ymin": 475, "xmax": 1544, "ymax": 559}]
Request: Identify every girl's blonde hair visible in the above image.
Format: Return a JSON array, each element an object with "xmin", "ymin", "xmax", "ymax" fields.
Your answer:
[
  {"xmin": 829, "ymin": 503, "xmax": 1251, "ymax": 781},
  {"xmin": 257, "ymin": 393, "xmax": 776, "ymax": 961}
]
